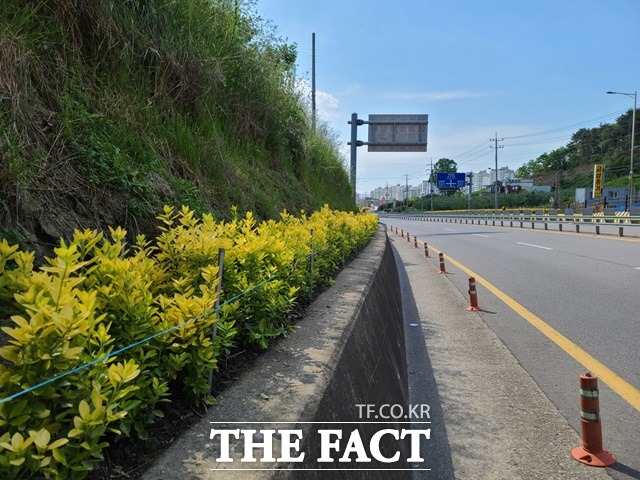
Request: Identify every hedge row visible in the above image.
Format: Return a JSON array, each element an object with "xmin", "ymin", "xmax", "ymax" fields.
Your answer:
[{"xmin": 0, "ymin": 206, "xmax": 378, "ymax": 479}]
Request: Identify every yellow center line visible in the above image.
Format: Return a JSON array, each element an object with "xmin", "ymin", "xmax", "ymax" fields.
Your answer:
[{"xmin": 420, "ymin": 239, "xmax": 640, "ymax": 412}]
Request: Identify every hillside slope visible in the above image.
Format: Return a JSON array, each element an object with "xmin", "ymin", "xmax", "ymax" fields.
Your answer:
[{"xmin": 0, "ymin": 0, "xmax": 353, "ymax": 258}]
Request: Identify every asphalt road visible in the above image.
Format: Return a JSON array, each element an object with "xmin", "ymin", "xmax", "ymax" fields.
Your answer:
[{"xmin": 382, "ymin": 214, "xmax": 640, "ymax": 480}]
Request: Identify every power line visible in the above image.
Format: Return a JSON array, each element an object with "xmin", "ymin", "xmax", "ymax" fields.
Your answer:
[{"xmin": 502, "ymin": 109, "xmax": 627, "ymax": 140}]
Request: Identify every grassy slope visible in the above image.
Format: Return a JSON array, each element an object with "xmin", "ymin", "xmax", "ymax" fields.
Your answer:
[{"xmin": 0, "ymin": 0, "xmax": 353, "ymax": 257}]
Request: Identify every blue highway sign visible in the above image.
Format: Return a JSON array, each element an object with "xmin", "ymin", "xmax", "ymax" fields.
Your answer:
[{"xmin": 437, "ymin": 172, "xmax": 466, "ymax": 189}]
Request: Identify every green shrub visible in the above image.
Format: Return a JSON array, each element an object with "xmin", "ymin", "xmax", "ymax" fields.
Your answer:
[{"xmin": 0, "ymin": 206, "xmax": 377, "ymax": 478}]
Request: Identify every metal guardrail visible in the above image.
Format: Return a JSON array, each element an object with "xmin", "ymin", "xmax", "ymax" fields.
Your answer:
[
  {"xmin": 378, "ymin": 211, "xmax": 640, "ymax": 237},
  {"xmin": 380, "ymin": 211, "xmax": 640, "ymax": 224}
]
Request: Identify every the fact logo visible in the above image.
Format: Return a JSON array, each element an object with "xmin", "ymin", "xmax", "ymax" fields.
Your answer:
[
  {"xmin": 209, "ymin": 428, "xmax": 431, "ymax": 464},
  {"xmin": 208, "ymin": 404, "xmax": 432, "ymax": 469}
]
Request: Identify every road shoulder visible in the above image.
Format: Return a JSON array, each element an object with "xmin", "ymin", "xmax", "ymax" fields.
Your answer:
[{"xmin": 391, "ymin": 233, "xmax": 612, "ymax": 479}]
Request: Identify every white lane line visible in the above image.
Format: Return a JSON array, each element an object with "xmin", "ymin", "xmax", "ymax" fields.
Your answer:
[
  {"xmin": 516, "ymin": 242, "xmax": 553, "ymax": 250},
  {"xmin": 444, "ymin": 228, "xmax": 456, "ymax": 231},
  {"xmin": 472, "ymin": 234, "xmax": 490, "ymax": 238}
]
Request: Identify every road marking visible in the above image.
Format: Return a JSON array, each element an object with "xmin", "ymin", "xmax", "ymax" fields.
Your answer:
[
  {"xmin": 472, "ymin": 234, "xmax": 490, "ymax": 238},
  {"xmin": 444, "ymin": 228, "xmax": 456, "ymax": 231},
  {"xmin": 423, "ymin": 242, "xmax": 640, "ymax": 412},
  {"xmin": 517, "ymin": 242, "xmax": 552, "ymax": 250}
]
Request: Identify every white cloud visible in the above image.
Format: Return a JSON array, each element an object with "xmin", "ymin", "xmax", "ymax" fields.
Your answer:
[
  {"xmin": 316, "ymin": 90, "xmax": 341, "ymax": 121},
  {"xmin": 296, "ymin": 80, "xmax": 342, "ymax": 122},
  {"xmin": 381, "ymin": 91, "xmax": 492, "ymax": 101}
]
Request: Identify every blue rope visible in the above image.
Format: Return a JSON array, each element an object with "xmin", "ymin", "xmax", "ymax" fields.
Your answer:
[
  {"xmin": 0, "ymin": 274, "xmax": 278, "ymax": 404},
  {"xmin": 0, "ymin": 237, "xmax": 349, "ymax": 404}
]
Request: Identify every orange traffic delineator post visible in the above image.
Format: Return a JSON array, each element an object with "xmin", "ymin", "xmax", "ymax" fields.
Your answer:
[
  {"xmin": 467, "ymin": 277, "xmax": 482, "ymax": 311},
  {"xmin": 438, "ymin": 253, "xmax": 447, "ymax": 274},
  {"xmin": 414, "ymin": 236, "xmax": 418, "ymax": 248},
  {"xmin": 424, "ymin": 242, "xmax": 430, "ymax": 258},
  {"xmin": 571, "ymin": 373, "xmax": 616, "ymax": 467}
]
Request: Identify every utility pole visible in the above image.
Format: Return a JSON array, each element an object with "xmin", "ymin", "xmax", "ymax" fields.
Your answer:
[
  {"xmin": 467, "ymin": 171, "xmax": 474, "ymax": 211},
  {"xmin": 430, "ymin": 158, "xmax": 434, "ymax": 211},
  {"xmin": 490, "ymin": 133, "xmax": 504, "ymax": 209},
  {"xmin": 555, "ymin": 170, "xmax": 560, "ymax": 209},
  {"xmin": 404, "ymin": 174, "xmax": 409, "ymax": 210},
  {"xmin": 311, "ymin": 33, "xmax": 316, "ymax": 132}
]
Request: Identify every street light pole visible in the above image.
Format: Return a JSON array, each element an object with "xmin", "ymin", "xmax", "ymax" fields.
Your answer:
[{"xmin": 607, "ymin": 91, "xmax": 637, "ymax": 211}]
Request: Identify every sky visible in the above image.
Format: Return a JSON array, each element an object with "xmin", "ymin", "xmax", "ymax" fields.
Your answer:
[{"xmin": 255, "ymin": 0, "xmax": 640, "ymax": 195}]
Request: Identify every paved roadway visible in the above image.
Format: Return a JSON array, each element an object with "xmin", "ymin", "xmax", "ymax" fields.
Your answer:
[{"xmin": 383, "ymin": 214, "xmax": 640, "ymax": 480}]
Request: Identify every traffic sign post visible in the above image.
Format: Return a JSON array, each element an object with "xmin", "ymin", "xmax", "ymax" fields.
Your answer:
[{"xmin": 348, "ymin": 113, "xmax": 429, "ymax": 204}]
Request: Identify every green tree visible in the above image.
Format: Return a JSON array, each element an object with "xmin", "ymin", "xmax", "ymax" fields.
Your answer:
[{"xmin": 429, "ymin": 158, "xmax": 457, "ymax": 184}]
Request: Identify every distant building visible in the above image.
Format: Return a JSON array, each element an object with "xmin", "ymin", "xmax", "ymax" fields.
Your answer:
[
  {"xmin": 473, "ymin": 166, "xmax": 515, "ymax": 191},
  {"xmin": 370, "ymin": 181, "xmax": 440, "ymax": 202},
  {"xmin": 504, "ymin": 178, "xmax": 551, "ymax": 193},
  {"xmin": 575, "ymin": 187, "xmax": 628, "ymax": 206}
]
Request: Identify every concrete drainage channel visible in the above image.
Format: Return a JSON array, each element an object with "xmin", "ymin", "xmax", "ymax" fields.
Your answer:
[{"xmin": 143, "ymin": 225, "xmax": 413, "ymax": 479}]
